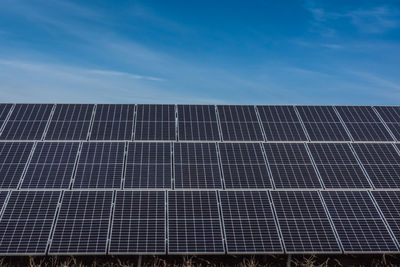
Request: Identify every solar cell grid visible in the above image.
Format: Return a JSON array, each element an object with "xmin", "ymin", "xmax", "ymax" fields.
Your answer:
[
  {"xmin": 45, "ymin": 104, "xmax": 94, "ymax": 140},
  {"xmin": 264, "ymin": 143, "xmax": 322, "ymax": 188},
  {"xmin": 22, "ymin": 142, "xmax": 79, "ymax": 189},
  {"xmin": 219, "ymin": 191, "xmax": 283, "ymax": 253},
  {"xmin": 321, "ymin": 191, "xmax": 398, "ymax": 253},
  {"xmin": 219, "ymin": 143, "xmax": 271, "ymax": 189},
  {"xmin": 168, "ymin": 191, "xmax": 224, "ymax": 254},
  {"xmin": 308, "ymin": 143, "xmax": 371, "ymax": 188},
  {"xmin": 174, "ymin": 143, "xmax": 222, "ymax": 189},
  {"xmin": 49, "ymin": 191, "xmax": 113, "ymax": 254},
  {"xmin": 270, "ymin": 191, "xmax": 341, "ymax": 253},
  {"xmin": 0, "ymin": 104, "xmax": 12, "ymax": 131},
  {"xmin": 352, "ymin": 143, "xmax": 400, "ymax": 188},
  {"xmin": 124, "ymin": 142, "xmax": 171, "ymax": 188},
  {"xmin": 0, "ymin": 104, "xmax": 53, "ymax": 140},
  {"xmin": 73, "ymin": 142, "xmax": 125, "ymax": 189},
  {"xmin": 0, "ymin": 191, "xmax": 61, "ymax": 255},
  {"xmin": 374, "ymin": 106, "xmax": 400, "ymax": 140},
  {"xmin": 109, "ymin": 191, "xmax": 166, "ymax": 254}
]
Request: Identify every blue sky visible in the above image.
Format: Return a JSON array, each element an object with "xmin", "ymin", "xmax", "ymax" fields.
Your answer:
[{"xmin": 0, "ymin": 0, "xmax": 399, "ymax": 104}]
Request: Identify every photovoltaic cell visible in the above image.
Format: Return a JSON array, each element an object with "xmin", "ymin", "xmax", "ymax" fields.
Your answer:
[
  {"xmin": 321, "ymin": 191, "xmax": 398, "ymax": 253},
  {"xmin": 257, "ymin": 106, "xmax": 307, "ymax": 141},
  {"xmin": 135, "ymin": 104, "xmax": 176, "ymax": 140},
  {"xmin": 308, "ymin": 143, "xmax": 371, "ymax": 188},
  {"xmin": 218, "ymin": 105, "xmax": 263, "ymax": 141},
  {"xmin": 264, "ymin": 143, "xmax": 321, "ymax": 188},
  {"xmin": 73, "ymin": 142, "xmax": 125, "ymax": 189},
  {"xmin": 375, "ymin": 106, "xmax": 400, "ymax": 141},
  {"xmin": 0, "ymin": 104, "xmax": 12, "ymax": 131},
  {"xmin": 219, "ymin": 191, "xmax": 283, "ymax": 253},
  {"xmin": 109, "ymin": 191, "xmax": 165, "ymax": 254},
  {"xmin": 0, "ymin": 104, "xmax": 53, "ymax": 140},
  {"xmin": 90, "ymin": 104, "xmax": 134, "ymax": 140},
  {"xmin": 178, "ymin": 105, "xmax": 220, "ymax": 141},
  {"xmin": 336, "ymin": 106, "xmax": 393, "ymax": 141},
  {"xmin": 271, "ymin": 191, "xmax": 341, "ymax": 253},
  {"xmin": 168, "ymin": 191, "xmax": 224, "ymax": 254},
  {"xmin": 45, "ymin": 104, "xmax": 94, "ymax": 140},
  {"xmin": 0, "ymin": 142, "xmax": 34, "ymax": 188},
  {"xmin": 174, "ymin": 143, "xmax": 222, "ymax": 189},
  {"xmin": 22, "ymin": 142, "xmax": 79, "ymax": 189},
  {"xmin": 124, "ymin": 142, "xmax": 171, "ymax": 189},
  {"xmin": 296, "ymin": 106, "xmax": 350, "ymax": 141},
  {"xmin": 219, "ymin": 143, "xmax": 271, "ymax": 189},
  {"xmin": 0, "ymin": 191, "xmax": 60, "ymax": 255},
  {"xmin": 49, "ymin": 190, "xmax": 113, "ymax": 254},
  {"xmin": 372, "ymin": 191, "xmax": 400, "ymax": 246},
  {"xmin": 352, "ymin": 143, "xmax": 400, "ymax": 188}
]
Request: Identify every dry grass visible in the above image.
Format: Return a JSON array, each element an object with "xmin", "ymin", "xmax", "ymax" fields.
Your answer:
[{"xmin": 0, "ymin": 254, "xmax": 398, "ymax": 267}]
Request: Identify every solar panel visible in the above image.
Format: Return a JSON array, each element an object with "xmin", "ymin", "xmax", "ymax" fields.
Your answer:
[
  {"xmin": 109, "ymin": 191, "xmax": 166, "ymax": 254},
  {"xmin": 219, "ymin": 191, "xmax": 283, "ymax": 253},
  {"xmin": 0, "ymin": 104, "xmax": 13, "ymax": 131},
  {"xmin": 0, "ymin": 191, "xmax": 9, "ymax": 215},
  {"xmin": 263, "ymin": 143, "xmax": 322, "ymax": 188},
  {"xmin": 270, "ymin": 191, "xmax": 341, "ymax": 253},
  {"xmin": 174, "ymin": 143, "xmax": 222, "ymax": 189},
  {"xmin": 0, "ymin": 142, "xmax": 34, "ymax": 188},
  {"xmin": 178, "ymin": 105, "xmax": 220, "ymax": 141},
  {"xmin": 0, "ymin": 104, "xmax": 53, "ymax": 140},
  {"xmin": 44, "ymin": 104, "xmax": 94, "ymax": 140},
  {"xmin": 219, "ymin": 143, "xmax": 272, "ymax": 189},
  {"xmin": 217, "ymin": 105, "xmax": 263, "ymax": 141},
  {"xmin": 90, "ymin": 104, "xmax": 134, "ymax": 140},
  {"xmin": 0, "ymin": 191, "xmax": 60, "ymax": 255},
  {"xmin": 296, "ymin": 106, "xmax": 351, "ymax": 141},
  {"xmin": 135, "ymin": 104, "xmax": 176, "ymax": 140},
  {"xmin": 308, "ymin": 143, "xmax": 371, "ymax": 188},
  {"xmin": 124, "ymin": 142, "xmax": 171, "ymax": 188},
  {"xmin": 374, "ymin": 106, "xmax": 400, "ymax": 141},
  {"xmin": 336, "ymin": 106, "xmax": 393, "ymax": 141},
  {"xmin": 256, "ymin": 106, "xmax": 307, "ymax": 141},
  {"xmin": 49, "ymin": 190, "xmax": 113, "ymax": 254},
  {"xmin": 22, "ymin": 142, "xmax": 79, "ymax": 189},
  {"xmin": 168, "ymin": 190, "xmax": 224, "ymax": 254},
  {"xmin": 372, "ymin": 191, "xmax": 400, "ymax": 247},
  {"xmin": 73, "ymin": 142, "xmax": 125, "ymax": 189},
  {"xmin": 352, "ymin": 143, "xmax": 400, "ymax": 188},
  {"xmin": 321, "ymin": 191, "xmax": 398, "ymax": 253}
]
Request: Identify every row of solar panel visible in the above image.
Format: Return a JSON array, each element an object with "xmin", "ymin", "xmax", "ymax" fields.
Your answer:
[
  {"xmin": 1, "ymin": 104, "xmax": 400, "ymax": 141},
  {"xmin": 0, "ymin": 190, "xmax": 399, "ymax": 255},
  {"xmin": 2, "ymin": 141, "xmax": 400, "ymax": 189}
]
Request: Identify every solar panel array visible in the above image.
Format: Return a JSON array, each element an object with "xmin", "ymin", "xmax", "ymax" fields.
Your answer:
[{"xmin": 0, "ymin": 103, "xmax": 400, "ymax": 255}]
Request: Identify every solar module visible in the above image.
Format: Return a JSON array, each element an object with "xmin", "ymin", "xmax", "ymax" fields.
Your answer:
[
  {"xmin": 109, "ymin": 191, "xmax": 166, "ymax": 254},
  {"xmin": 336, "ymin": 106, "xmax": 393, "ymax": 141},
  {"xmin": 135, "ymin": 104, "xmax": 176, "ymax": 140},
  {"xmin": 308, "ymin": 143, "xmax": 371, "ymax": 188},
  {"xmin": 73, "ymin": 142, "xmax": 125, "ymax": 189},
  {"xmin": 174, "ymin": 143, "xmax": 222, "ymax": 189},
  {"xmin": 321, "ymin": 191, "xmax": 398, "ymax": 253},
  {"xmin": 375, "ymin": 106, "xmax": 400, "ymax": 141},
  {"xmin": 22, "ymin": 142, "xmax": 79, "ymax": 189},
  {"xmin": 217, "ymin": 105, "xmax": 263, "ymax": 141},
  {"xmin": 168, "ymin": 190, "xmax": 224, "ymax": 254},
  {"xmin": 49, "ymin": 190, "xmax": 113, "ymax": 254},
  {"xmin": 0, "ymin": 104, "xmax": 53, "ymax": 140},
  {"xmin": 45, "ymin": 104, "xmax": 94, "ymax": 140},
  {"xmin": 0, "ymin": 191, "xmax": 60, "ymax": 255},
  {"xmin": 178, "ymin": 105, "xmax": 220, "ymax": 141},
  {"xmin": 0, "ymin": 104, "xmax": 13, "ymax": 132},
  {"xmin": 352, "ymin": 143, "xmax": 400, "ymax": 188},
  {"xmin": 0, "ymin": 142, "xmax": 34, "ymax": 188},
  {"xmin": 263, "ymin": 143, "xmax": 322, "ymax": 188},
  {"xmin": 219, "ymin": 143, "xmax": 272, "ymax": 188},
  {"xmin": 256, "ymin": 106, "xmax": 307, "ymax": 141},
  {"xmin": 219, "ymin": 191, "xmax": 283, "ymax": 253},
  {"xmin": 296, "ymin": 106, "xmax": 351, "ymax": 141},
  {"xmin": 270, "ymin": 191, "xmax": 341, "ymax": 253},
  {"xmin": 124, "ymin": 142, "xmax": 171, "ymax": 188}
]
